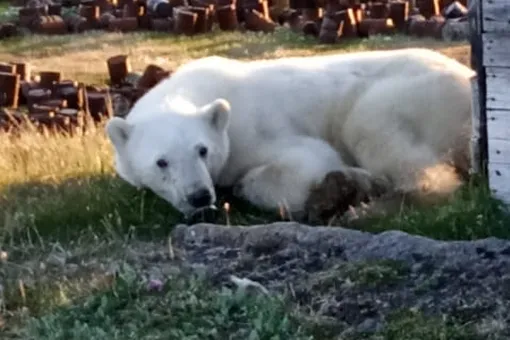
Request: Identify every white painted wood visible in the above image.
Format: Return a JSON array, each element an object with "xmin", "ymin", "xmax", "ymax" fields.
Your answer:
[
  {"xmin": 488, "ymin": 138, "xmax": 510, "ymax": 164},
  {"xmin": 488, "ymin": 162, "xmax": 510, "ymax": 202},
  {"xmin": 487, "ymin": 110, "xmax": 510, "ymax": 140},
  {"xmin": 480, "ymin": 0, "xmax": 510, "ymax": 204},
  {"xmin": 482, "ymin": 0, "xmax": 510, "ymax": 33},
  {"xmin": 482, "ymin": 33, "xmax": 510, "ymax": 67},
  {"xmin": 470, "ymin": 75, "xmax": 481, "ymax": 174},
  {"xmin": 485, "ymin": 67, "xmax": 510, "ymax": 110},
  {"xmin": 482, "ymin": 0, "xmax": 510, "ymax": 5}
]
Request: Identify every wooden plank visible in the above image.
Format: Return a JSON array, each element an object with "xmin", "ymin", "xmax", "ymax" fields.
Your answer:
[
  {"xmin": 470, "ymin": 0, "xmax": 489, "ymax": 174},
  {"xmin": 483, "ymin": 33, "xmax": 510, "ymax": 67},
  {"xmin": 470, "ymin": 75, "xmax": 482, "ymax": 174},
  {"xmin": 483, "ymin": 0, "xmax": 510, "ymax": 5},
  {"xmin": 487, "ymin": 109, "xmax": 510, "ymax": 140},
  {"xmin": 470, "ymin": 0, "xmax": 484, "ymax": 69},
  {"xmin": 488, "ymin": 138, "xmax": 510, "ymax": 164},
  {"xmin": 488, "ymin": 162, "xmax": 510, "ymax": 203},
  {"xmin": 469, "ymin": 0, "xmax": 482, "ymax": 70},
  {"xmin": 485, "ymin": 67, "xmax": 510, "ymax": 110},
  {"xmin": 482, "ymin": 0, "xmax": 510, "ymax": 33}
]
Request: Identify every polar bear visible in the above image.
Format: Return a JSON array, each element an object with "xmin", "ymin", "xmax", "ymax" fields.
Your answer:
[{"xmin": 105, "ymin": 48, "xmax": 475, "ymax": 220}]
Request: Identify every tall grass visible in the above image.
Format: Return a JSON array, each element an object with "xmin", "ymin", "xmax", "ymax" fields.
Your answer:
[{"xmin": 0, "ymin": 117, "xmax": 509, "ymax": 246}]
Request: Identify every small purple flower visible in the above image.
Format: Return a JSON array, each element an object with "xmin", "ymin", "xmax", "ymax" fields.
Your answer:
[{"xmin": 147, "ymin": 279, "xmax": 164, "ymax": 292}]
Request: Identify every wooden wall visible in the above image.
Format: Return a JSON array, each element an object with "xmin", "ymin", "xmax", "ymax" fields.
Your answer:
[{"xmin": 471, "ymin": 0, "xmax": 510, "ymax": 203}]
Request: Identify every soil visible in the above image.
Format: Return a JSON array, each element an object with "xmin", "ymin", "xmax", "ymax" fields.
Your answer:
[{"xmin": 123, "ymin": 222, "xmax": 510, "ymax": 337}]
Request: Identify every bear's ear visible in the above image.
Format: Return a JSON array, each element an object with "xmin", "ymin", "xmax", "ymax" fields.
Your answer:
[
  {"xmin": 202, "ymin": 98, "xmax": 231, "ymax": 133},
  {"xmin": 105, "ymin": 117, "xmax": 133, "ymax": 149}
]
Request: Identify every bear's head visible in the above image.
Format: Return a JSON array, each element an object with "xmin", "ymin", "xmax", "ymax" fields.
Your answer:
[{"xmin": 105, "ymin": 98, "xmax": 231, "ymax": 216}]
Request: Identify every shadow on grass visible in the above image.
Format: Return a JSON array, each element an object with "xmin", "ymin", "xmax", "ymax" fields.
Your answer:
[
  {"xmin": 186, "ymin": 30, "xmax": 469, "ymax": 61},
  {"xmin": 0, "ymin": 173, "xmax": 280, "ymax": 244},
  {"xmin": 0, "ymin": 30, "xmax": 145, "ymax": 56},
  {"xmin": 351, "ymin": 176, "xmax": 510, "ymax": 241},
  {"xmin": 1, "ymin": 171, "xmax": 509, "ymax": 245},
  {"xmin": 174, "ymin": 30, "xmax": 441, "ymax": 60}
]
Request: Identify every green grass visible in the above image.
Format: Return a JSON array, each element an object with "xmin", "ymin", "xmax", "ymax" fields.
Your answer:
[
  {"xmin": 22, "ymin": 267, "xmax": 311, "ymax": 340},
  {"xmin": 351, "ymin": 175, "xmax": 510, "ymax": 241},
  {"xmin": 4, "ymin": 264, "xmax": 481, "ymax": 340},
  {"xmin": 0, "ymin": 28, "xmax": 507, "ymax": 339},
  {"xmin": 1, "ymin": 118, "xmax": 507, "ymax": 244},
  {"xmin": 2, "ymin": 158, "xmax": 509, "ymax": 245},
  {"xmin": 368, "ymin": 309, "xmax": 483, "ymax": 340},
  {"xmin": 0, "ymin": 1, "xmax": 8, "ymax": 12},
  {"xmin": 0, "ymin": 1, "xmax": 16, "ymax": 23}
]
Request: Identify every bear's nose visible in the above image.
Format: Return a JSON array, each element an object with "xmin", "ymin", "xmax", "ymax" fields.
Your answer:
[{"xmin": 187, "ymin": 188, "xmax": 213, "ymax": 208}]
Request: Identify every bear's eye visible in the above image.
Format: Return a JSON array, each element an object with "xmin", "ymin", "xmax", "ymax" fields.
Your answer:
[
  {"xmin": 198, "ymin": 146, "xmax": 208, "ymax": 158},
  {"xmin": 156, "ymin": 158, "xmax": 168, "ymax": 169}
]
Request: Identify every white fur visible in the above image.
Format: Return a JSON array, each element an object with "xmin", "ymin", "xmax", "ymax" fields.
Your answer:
[{"xmin": 106, "ymin": 48, "xmax": 475, "ymax": 216}]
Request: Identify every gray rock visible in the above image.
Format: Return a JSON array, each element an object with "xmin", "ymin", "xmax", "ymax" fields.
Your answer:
[{"xmin": 168, "ymin": 222, "xmax": 510, "ymax": 336}]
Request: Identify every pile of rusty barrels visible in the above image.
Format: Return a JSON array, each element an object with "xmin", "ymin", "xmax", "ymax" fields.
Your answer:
[
  {"xmin": 0, "ymin": 55, "xmax": 171, "ymax": 133},
  {"xmin": 284, "ymin": 0, "xmax": 468, "ymax": 43},
  {"xmin": 4, "ymin": 0, "xmax": 280, "ymax": 36},
  {"xmin": 0, "ymin": 0, "xmax": 468, "ymax": 41}
]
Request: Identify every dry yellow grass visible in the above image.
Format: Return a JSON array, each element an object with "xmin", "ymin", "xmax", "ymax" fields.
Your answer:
[{"xmin": 0, "ymin": 122, "xmax": 113, "ymax": 186}]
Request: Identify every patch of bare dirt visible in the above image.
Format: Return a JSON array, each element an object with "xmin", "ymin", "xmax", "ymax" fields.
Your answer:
[{"xmin": 132, "ymin": 222, "xmax": 510, "ymax": 337}]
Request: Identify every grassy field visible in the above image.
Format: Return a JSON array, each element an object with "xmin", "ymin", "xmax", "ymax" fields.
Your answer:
[{"xmin": 0, "ymin": 27, "xmax": 509, "ymax": 339}]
